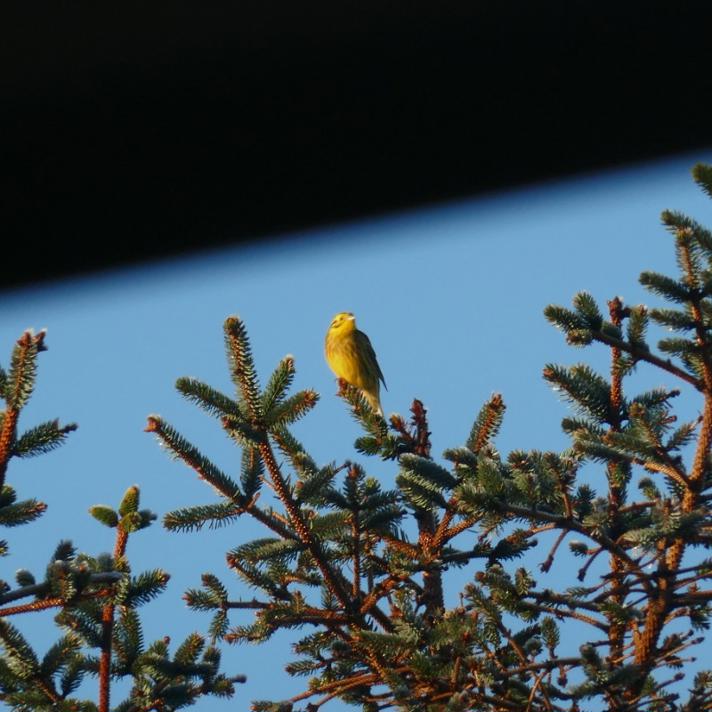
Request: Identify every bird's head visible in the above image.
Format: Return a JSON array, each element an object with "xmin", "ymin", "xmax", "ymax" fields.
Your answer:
[{"xmin": 329, "ymin": 312, "xmax": 356, "ymax": 334}]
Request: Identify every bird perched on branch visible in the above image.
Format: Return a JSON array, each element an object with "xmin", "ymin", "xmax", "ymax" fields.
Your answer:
[{"xmin": 325, "ymin": 312, "xmax": 386, "ymax": 416}]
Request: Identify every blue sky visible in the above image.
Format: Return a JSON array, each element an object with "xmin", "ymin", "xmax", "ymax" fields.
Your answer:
[{"xmin": 2, "ymin": 150, "xmax": 712, "ymax": 709}]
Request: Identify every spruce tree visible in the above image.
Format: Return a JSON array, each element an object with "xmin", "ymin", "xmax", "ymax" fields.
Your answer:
[
  {"xmin": 147, "ymin": 164, "xmax": 712, "ymax": 711},
  {"xmin": 4, "ymin": 163, "xmax": 712, "ymax": 711},
  {"xmin": 0, "ymin": 331, "xmax": 242, "ymax": 710}
]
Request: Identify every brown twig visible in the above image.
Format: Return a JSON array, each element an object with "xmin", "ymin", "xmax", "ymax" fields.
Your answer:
[
  {"xmin": 0, "ymin": 596, "xmax": 64, "ymax": 617},
  {"xmin": 99, "ymin": 525, "xmax": 129, "ymax": 712},
  {"xmin": 0, "ymin": 572, "xmax": 123, "ymax": 606},
  {"xmin": 606, "ymin": 297, "xmax": 627, "ymax": 664},
  {"xmin": 0, "ymin": 586, "xmax": 115, "ymax": 617},
  {"xmin": 258, "ymin": 439, "xmax": 352, "ymax": 611},
  {"xmin": 591, "ymin": 330, "xmax": 703, "ymax": 391},
  {"xmin": 498, "ymin": 503, "xmax": 653, "ymax": 594},
  {"xmin": 519, "ymin": 600, "xmax": 608, "ymax": 631},
  {"xmin": 36, "ymin": 677, "xmax": 61, "ymax": 704},
  {"xmin": 145, "ymin": 417, "xmax": 298, "ymax": 542},
  {"xmin": 539, "ymin": 530, "xmax": 567, "ymax": 573},
  {"xmin": 577, "ymin": 546, "xmax": 603, "ymax": 582}
]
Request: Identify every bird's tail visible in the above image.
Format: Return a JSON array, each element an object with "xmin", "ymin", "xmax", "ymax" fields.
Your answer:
[{"xmin": 364, "ymin": 391, "xmax": 384, "ymax": 418}]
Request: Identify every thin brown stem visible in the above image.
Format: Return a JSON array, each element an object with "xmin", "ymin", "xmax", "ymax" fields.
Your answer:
[
  {"xmin": 259, "ymin": 440, "xmax": 352, "ymax": 611},
  {"xmin": 591, "ymin": 330, "xmax": 703, "ymax": 391},
  {"xmin": 500, "ymin": 503, "xmax": 653, "ymax": 594},
  {"xmin": 36, "ymin": 677, "xmax": 61, "ymax": 704},
  {"xmin": 0, "ymin": 597, "xmax": 64, "ymax": 617},
  {"xmin": 577, "ymin": 545, "xmax": 603, "ymax": 581},
  {"xmin": 98, "ymin": 604, "xmax": 113, "ymax": 712},
  {"xmin": 223, "ymin": 599, "xmax": 271, "ymax": 609},
  {"xmin": 539, "ymin": 530, "xmax": 567, "ymax": 573},
  {"xmin": 145, "ymin": 417, "xmax": 298, "ymax": 542},
  {"xmin": 606, "ymin": 297, "xmax": 626, "ymax": 664},
  {"xmin": 505, "ymin": 656, "xmax": 581, "ymax": 677},
  {"xmin": 0, "ymin": 572, "xmax": 123, "ymax": 606},
  {"xmin": 99, "ymin": 525, "xmax": 129, "ymax": 712},
  {"xmin": 519, "ymin": 601, "xmax": 608, "ymax": 631},
  {"xmin": 0, "ymin": 586, "xmax": 115, "ymax": 617},
  {"xmin": 431, "ymin": 501, "xmax": 457, "ymax": 551},
  {"xmin": 525, "ymin": 670, "xmax": 550, "ymax": 712}
]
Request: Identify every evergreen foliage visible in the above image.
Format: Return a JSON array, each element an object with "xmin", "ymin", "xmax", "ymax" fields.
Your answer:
[
  {"xmin": 5, "ymin": 163, "xmax": 712, "ymax": 711},
  {"xmin": 0, "ymin": 333, "xmax": 242, "ymax": 710},
  {"xmin": 148, "ymin": 164, "xmax": 712, "ymax": 710}
]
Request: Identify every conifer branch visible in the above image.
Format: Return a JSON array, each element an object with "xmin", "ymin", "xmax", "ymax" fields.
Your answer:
[
  {"xmin": 99, "ymin": 519, "xmax": 129, "ymax": 712},
  {"xmin": 442, "ymin": 515, "xmax": 479, "ymax": 542},
  {"xmin": 258, "ymin": 439, "xmax": 353, "ymax": 610},
  {"xmin": 606, "ymin": 297, "xmax": 627, "ymax": 665},
  {"xmin": 36, "ymin": 677, "xmax": 61, "ymax": 704},
  {"xmin": 527, "ymin": 588, "xmax": 602, "ymax": 613},
  {"xmin": 0, "ymin": 407, "xmax": 18, "ymax": 490},
  {"xmin": 635, "ymin": 457, "xmax": 691, "ymax": 489},
  {"xmin": 223, "ymin": 599, "xmax": 271, "ymax": 609},
  {"xmin": 286, "ymin": 670, "xmax": 385, "ymax": 705},
  {"xmin": 519, "ymin": 600, "xmax": 608, "ymax": 632},
  {"xmin": 402, "ymin": 400, "xmax": 446, "ymax": 616},
  {"xmin": 358, "ymin": 576, "xmax": 402, "ymax": 618},
  {"xmin": 633, "ymin": 234, "xmax": 712, "ymax": 682},
  {"xmin": 497, "ymin": 502, "xmax": 654, "ymax": 594},
  {"xmin": 0, "ymin": 587, "xmax": 115, "ymax": 617},
  {"xmin": 143, "ymin": 210, "xmax": 712, "ymax": 710},
  {"xmin": 0, "ymin": 331, "xmax": 48, "ymax": 489},
  {"xmin": 0, "ymin": 572, "xmax": 123, "ymax": 606},
  {"xmin": 147, "ymin": 416, "xmax": 297, "ymax": 542},
  {"xmin": 0, "ymin": 596, "xmax": 65, "ymax": 617},
  {"xmin": 0, "ymin": 333, "xmax": 237, "ymax": 711},
  {"xmin": 380, "ymin": 532, "xmax": 419, "ymax": 559},
  {"xmin": 591, "ymin": 329, "xmax": 703, "ymax": 391},
  {"xmin": 431, "ymin": 493, "xmax": 478, "ymax": 551}
]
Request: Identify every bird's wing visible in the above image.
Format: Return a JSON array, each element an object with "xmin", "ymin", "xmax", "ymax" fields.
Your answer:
[{"xmin": 355, "ymin": 330, "xmax": 387, "ymax": 390}]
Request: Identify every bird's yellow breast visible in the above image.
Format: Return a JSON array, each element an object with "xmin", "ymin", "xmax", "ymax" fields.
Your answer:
[
  {"xmin": 324, "ymin": 312, "xmax": 384, "ymax": 415},
  {"xmin": 325, "ymin": 334, "xmax": 370, "ymax": 389}
]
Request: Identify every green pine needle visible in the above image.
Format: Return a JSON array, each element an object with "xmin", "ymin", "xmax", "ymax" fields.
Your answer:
[
  {"xmin": 163, "ymin": 502, "xmax": 242, "ymax": 533},
  {"xmin": 224, "ymin": 316, "xmax": 263, "ymax": 421},
  {"xmin": 266, "ymin": 390, "xmax": 319, "ymax": 428},
  {"xmin": 121, "ymin": 570, "xmax": 170, "ymax": 607},
  {"xmin": 261, "ymin": 356, "xmax": 296, "ymax": 415},
  {"xmin": 13, "ymin": 419, "xmax": 77, "ymax": 458},
  {"xmin": 118, "ymin": 485, "xmax": 140, "ymax": 517},
  {"xmin": 572, "ymin": 292, "xmax": 603, "ymax": 329},
  {"xmin": 148, "ymin": 417, "xmax": 244, "ymax": 502},
  {"xmin": 399, "ymin": 454, "xmax": 458, "ymax": 491},
  {"xmin": 0, "ymin": 499, "xmax": 47, "ymax": 527},
  {"xmin": 639, "ymin": 271, "xmax": 693, "ymax": 303},
  {"xmin": 88, "ymin": 505, "xmax": 119, "ymax": 528},
  {"xmin": 5, "ymin": 332, "xmax": 44, "ymax": 411},
  {"xmin": 467, "ymin": 394, "xmax": 506, "ymax": 454},
  {"xmin": 544, "ymin": 363, "xmax": 613, "ymax": 424}
]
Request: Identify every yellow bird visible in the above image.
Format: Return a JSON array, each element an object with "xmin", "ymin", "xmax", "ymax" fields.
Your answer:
[{"xmin": 325, "ymin": 312, "xmax": 386, "ymax": 416}]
